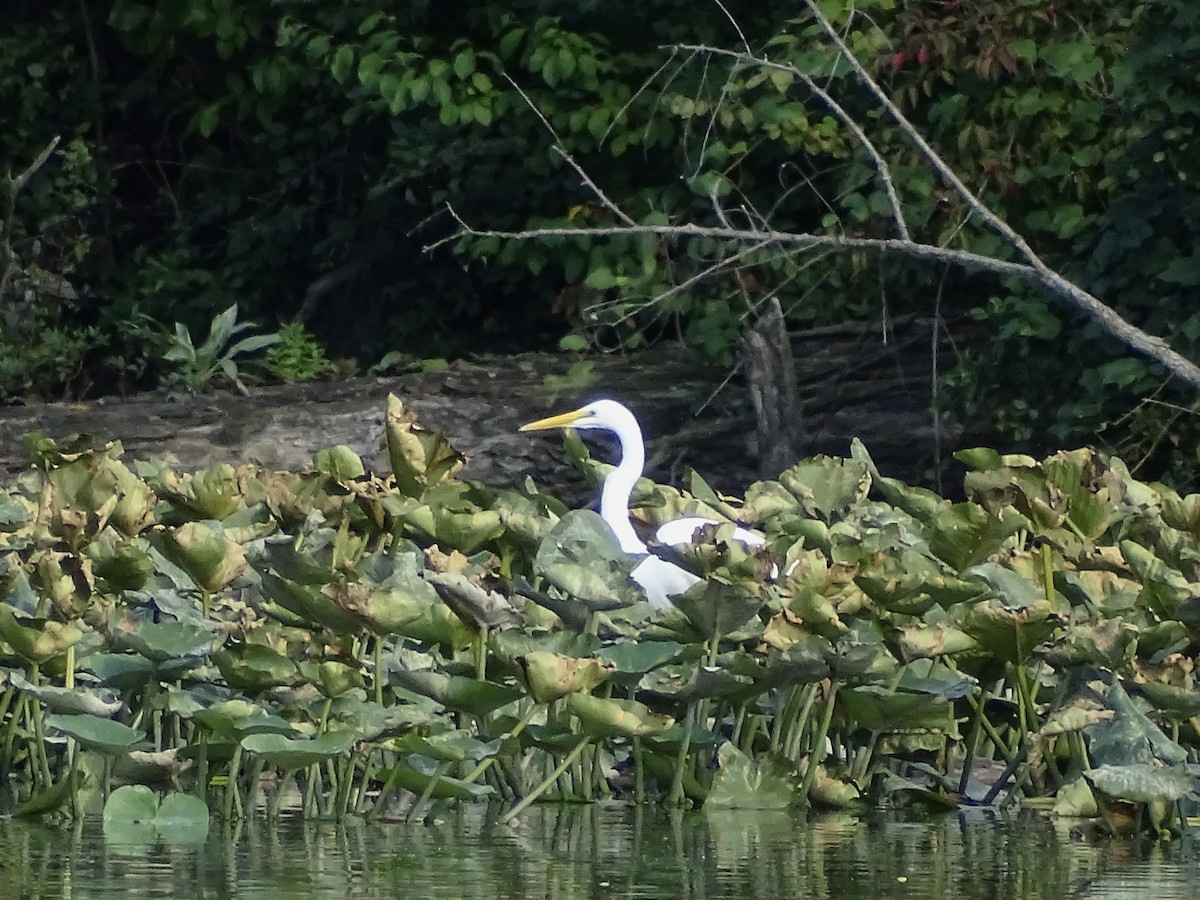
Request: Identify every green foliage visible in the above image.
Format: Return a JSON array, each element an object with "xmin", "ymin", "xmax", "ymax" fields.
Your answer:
[
  {"xmin": 1, "ymin": 0, "xmax": 1199, "ymax": 483},
  {"xmin": 2, "ymin": 406, "xmax": 1200, "ymax": 831},
  {"xmin": 162, "ymin": 304, "xmax": 280, "ymax": 395},
  {"xmin": 265, "ymin": 323, "xmax": 335, "ymax": 383}
]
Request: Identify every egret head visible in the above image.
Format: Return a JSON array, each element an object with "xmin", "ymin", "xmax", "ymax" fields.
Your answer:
[{"xmin": 519, "ymin": 399, "xmax": 638, "ymax": 435}]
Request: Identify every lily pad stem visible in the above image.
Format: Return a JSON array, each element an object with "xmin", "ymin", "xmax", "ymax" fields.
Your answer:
[
  {"xmin": 799, "ymin": 681, "xmax": 839, "ymax": 806},
  {"xmin": 501, "ymin": 736, "xmax": 591, "ymax": 821}
]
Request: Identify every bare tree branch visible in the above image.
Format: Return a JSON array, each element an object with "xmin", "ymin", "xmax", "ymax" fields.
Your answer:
[{"xmin": 1, "ymin": 136, "xmax": 63, "ymax": 304}]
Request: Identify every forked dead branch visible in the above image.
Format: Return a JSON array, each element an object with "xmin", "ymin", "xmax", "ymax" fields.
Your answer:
[{"xmin": 431, "ymin": 0, "xmax": 1200, "ymax": 390}]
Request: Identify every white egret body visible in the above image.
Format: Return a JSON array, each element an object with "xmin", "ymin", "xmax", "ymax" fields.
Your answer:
[{"xmin": 520, "ymin": 399, "xmax": 765, "ymax": 609}]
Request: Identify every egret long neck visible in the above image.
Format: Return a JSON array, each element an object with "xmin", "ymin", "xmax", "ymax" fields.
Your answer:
[{"xmin": 601, "ymin": 422, "xmax": 647, "ymax": 554}]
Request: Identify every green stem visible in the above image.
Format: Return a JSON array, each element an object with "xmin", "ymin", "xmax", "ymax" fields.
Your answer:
[
  {"xmin": 500, "ymin": 737, "xmax": 591, "ymax": 822},
  {"xmin": 462, "ymin": 703, "xmax": 539, "ymax": 784},
  {"xmin": 668, "ymin": 706, "xmax": 696, "ymax": 807},
  {"xmin": 223, "ymin": 745, "xmax": 243, "ymax": 821},
  {"xmin": 799, "ymin": 681, "xmax": 839, "ymax": 806},
  {"xmin": 407, "ymin": 761, "xmax": 449, "ymax": 823},
  {"xmin": 374, "ymin": 637, "xmax": 385, "ymax": 706},
  {"xmin": 475, "ymin": 624, "xmax": 489, "ymax": 681}
]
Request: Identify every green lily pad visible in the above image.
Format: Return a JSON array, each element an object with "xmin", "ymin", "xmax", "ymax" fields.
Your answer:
[
  {"xmin": 425, "ymin": 571, "xmax": 520, "ymax": 629},
  {"xmin": 103, "ymin": 785, "xmax": 210, "ymax": 844},
  {"xmin": 213, "ymin": 642, "xmax": 301, "ymax": 692},
  {"xmin": 1085, "ymin": 763, "xmax": 1194, "ymax": 803},
  {"xmin": 378, "ymin": 758, "xmax": 494, "ymax": 801},
  {"xmin": 779, "ymin": 457, "xmax": 870, "ymax": 523},
  {"xmin": 519, "ymin": 651, "xmax": 613, "ymax": 704},
  {"xmin": 313, "ymin": 445, "xmax": 366, "ymax": 481},
  {"xmin": 566, "ymin": 693, "xmax": 674, "ymax": 738},
  {"xmin": 385, "ymin": 394, "xmax": 464, "ymax": 497},
  {"xmin": 388, "ymin": 668, "xmax": 521, "ymax": 716},
  {"xmin": 389, "ymin": 729, "xmax": 499, "ymax": 762},
  {"xmin": 153, "ymin": 520, "xmax": 247, "ymax": 593},
  {"xmin": 114, "ymin": 620, "xmax": 215, "ymax": 662},
  {"xmin": 45, "ymin": 713, "xmax": 146, "ymax": 754},
  {"xmin": 7, "ymin": 670, "xmax": 122, "ymax": 717},
  {"xmin": 706, "ymin": 742, "xmax": 799, "ymax": 809},
  {"xmin": 240, "ymin": 731, "xmax": 357, "ymax": 770},
  {"xmin": 11, "ymin": 771, "xmax": 84, "ymax": 818},
  {"xmin": 0, "ymin": 604, "xmax": 83, "ymax": 666}
]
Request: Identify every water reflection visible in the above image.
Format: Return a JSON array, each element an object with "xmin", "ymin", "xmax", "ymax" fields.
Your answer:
[{"xmin": 1, "ymin": 807, "xmax": 1197, "ymax": 900}]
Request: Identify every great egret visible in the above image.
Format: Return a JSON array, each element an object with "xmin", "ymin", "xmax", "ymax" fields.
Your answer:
[{"xmin": 520, "ymin": 399, "xmax": 766, "ymax": 609}]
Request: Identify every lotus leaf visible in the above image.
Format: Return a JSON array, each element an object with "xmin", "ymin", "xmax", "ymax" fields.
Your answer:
[
  {"xmin": 259, "ymin": 571, "xmax": 364, "ymax": 634},
  {"xmin": 241, "ymin": 731, "xmax": 356, "ymax": 769},
  {"xmin": 640, "ymin": 663, "xmax": 755, "ymax": 704},
  {"xmin": 840, "ymin": 686, "xmax": 957, "ymax": 736},
  {"xmin": 152, "ymin": 463, "xmax": 242, "ymax": 521},
  {"xmin": 851, "ymin": 439, "xmax": 946, "ymax": 520},
  {"xmin": 385, "ymin": 394, "xmax": 464, "ymax": 497},
  {"xmin": 378, "ymin": 758, "xmax": 493, "ymax": 800},
  {"xmin": 389, "ymin": 729, "xmax": 499, "ymax": 762},
  {"xmin": 0, "ymin": 604, "xmax": 83, "ymax": 665},
  {"xmin": 193, "ymin": 700, "xmax": 296, "ymax": 739},
  {"xmin": 154, "ymin": 521, "xmax": 247, "ymax": 593},
  {"xmin": 388, "ymin": 668, "xmax": 521, "ymax": 716},
  {"xmin": 896, "ymin": 659, "xmax": 977, "ymax": 699},
  {"xmin": 1129, "ymin": 680, "xmax": 1200, "ymax": 719},
  {"xmin": 115, "ymin": 620, "xmax": 215, "ymax": 662},
  {"xmin": 566, "ymin": 693, "xmax": 674, "ymax": 738},
  {"xmin": 894, "ymin": 623, "xmax": 979, "ymax": 662},
  {"xmin": 86, "ymin": 540, "xmax": 155, "ymax": 593},
  {"xmin": 519, "ymin": 651, "xmax": 613, "ymax": 704},
  {"xmin": 213, "ymin": 643, "xmax": 300, "ymax": 691},
  {"xmin": 594, "ymin": 641, "xmax": 685, "ymax": 676},
  {"xmin": 11, "ymin": 771, "xmax": 84, "ymax": 818},
  {"xmin": 1086, "ymin": 679, "xmax": 1188, "ymax": 768},
  {"xmin": 45, "ymin": 713, "xmax": 146, "ymax": 754},
  {"xmin": 313, "ymin": 445, "xmax": 366, "ymax": 481},
  {"xmin": 7, "ymin": 670, "xmax": 121, "ymax": 716},
  {"xmin": 961, "ymin": 598, "xmax": 1059, "ymax": 666},
  {"xmin": 103, "ymin": 785, "xmax": 209, "ymax": 843},
  {"xmin": 1085, "ymin": 763, "xmax": 1195, "ymax": 804},
  {"xmin": 328, "ymin": 697, "xmax": 432, "ymax": 740},
  {"xmin": 704, "ymin": 742, "xmax": 799, "ymax": 809},
  {"xmin": 534, "ymin": 510, "xmax": 640, "ymax": 611},
  {"xmin": 1052, "ymin": 569, "xmax": 1139, "ymax": 615},
  {"xmin": 779, "ymin": 457, "xmax": 870, "ymax": 522},
  {"xmin": 298, "ymin": 659, "xmax": 365, "ymax": 698},
  {"xmin": 31, "ymin": 551, "xmax": 95, "ymax": 621},
  {"xmin": 423, "ymin": 571, "xmax": 517, "ymax": 629},
  {"xmin": 673, "ymin": 576, "xmax": 763, "ymax": 642},
  {"xmin": 924, "ymin": 502, "xmax": 1028, "ymax": 571},
  {"xmin": 489, "ymin": 629, "xmax": 599, "ymax": 671}
]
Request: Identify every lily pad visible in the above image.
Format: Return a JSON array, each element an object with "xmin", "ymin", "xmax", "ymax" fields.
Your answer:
[
  {"xmin": 706, "ymin": 742, "xmax": 799, "ymax": 809},
  {"xmin": 45, "ymin": 713, "xmax": 146, "ymax": 754},
  {"xmin": 240, "ymin": 732, "xmax": 357, "ymax": 770}
]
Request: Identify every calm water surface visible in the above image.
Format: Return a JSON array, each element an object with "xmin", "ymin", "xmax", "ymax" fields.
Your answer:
[{"xmin": 1, "ymin": 807, "xmax": 1197, "ymax": 900}]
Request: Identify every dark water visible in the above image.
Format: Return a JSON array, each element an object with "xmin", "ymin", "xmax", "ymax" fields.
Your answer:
[{"xmin": 1, "ymin": 806, "xmax": 1197, "ymax": 900}]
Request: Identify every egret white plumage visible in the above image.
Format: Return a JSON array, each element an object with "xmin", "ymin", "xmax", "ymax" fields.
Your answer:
[{"xmin": 520, "ymin": 399, "xmax": 766, "ymax": 609}]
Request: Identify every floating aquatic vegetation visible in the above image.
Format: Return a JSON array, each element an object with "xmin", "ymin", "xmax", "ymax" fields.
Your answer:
[{"xmin": 0, "ymin": 396, "xmax": 1198, "ymax": 836}]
